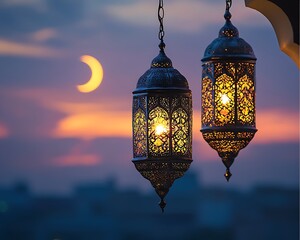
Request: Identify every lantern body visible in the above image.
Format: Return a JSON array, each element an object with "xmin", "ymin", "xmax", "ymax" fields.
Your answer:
[
  {"xmin": 132, "ymin": 50, "xmax": 192, "ymax": 209},
  {"xmin": 201, "ymin": 11, "xmax": 257, "ymax": 180}
]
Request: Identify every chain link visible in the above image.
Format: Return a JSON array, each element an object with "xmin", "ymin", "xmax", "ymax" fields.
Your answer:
[
  {"xmin": 226, "ymin": 0, "xmax": 232, "ymax": 10},
  {"xmin": 158, "ymin": 0, "xmax": 165, "ymax": 41}
]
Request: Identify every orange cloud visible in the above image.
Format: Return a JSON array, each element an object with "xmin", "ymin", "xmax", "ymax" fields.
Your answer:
[
  {"xmin": 30, "ymin": 28, "xmax": 57, "ymax": 42},
  {"xmin": 53, "ymin": 111, "xmax": 131, "ymax": 139},
  {"xmin": 4, "ymin": 88, "xmax": 132, "ymax": 139},
  {"xmin": 52, "ymin": 141, "xmax": 102, "ymax": 167},
  {"xmin": 44, "ymin": 98, "xmax": 132, "ymax": 139},
  {"xmin": 54, "ymin": 107, "xmax": 298, "ymax": 142},
  {"xmin": 53, "ymin": 153, "xmax": 101, "ymax": 167},
  {"xmin": 0, "ymin": 38, "xmax": 63, "ymax": 58},
  {"xmin": 6, "ymin": 88, "xmax": 299, "ymax": 143},
  {"xmin": 255, "ymin": 109, "xmax": 299, "ymax": 143}
]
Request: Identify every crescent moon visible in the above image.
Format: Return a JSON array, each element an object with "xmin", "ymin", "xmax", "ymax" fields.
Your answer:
[{"xmin": 77, "ymin": 55, "xmax": 104, "ymax": 93}]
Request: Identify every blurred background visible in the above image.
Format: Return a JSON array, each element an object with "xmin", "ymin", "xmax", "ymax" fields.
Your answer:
[{"xmin": 0, "ymin": 0, "xmax": 298, "ymax": 239}]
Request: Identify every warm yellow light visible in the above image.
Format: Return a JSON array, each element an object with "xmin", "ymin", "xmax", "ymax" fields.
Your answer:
[
  {"xmin": 155, "ymin": 124, "xmax": 168, "ymax": 135},
  {"xmin": 77, "ymin": 55, "xmax": 104, "ymax": 93},
  {"xmin": 221, "ymin": 93, "xmax": 230, "ymax": 105}
]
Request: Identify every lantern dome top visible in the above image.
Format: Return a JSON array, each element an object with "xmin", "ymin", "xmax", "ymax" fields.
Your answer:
[
  {"xmin": 151, "ymin": 44, "xmax": 173, "ymax": 68},
  {"xmin": 202, "ymin": 10, "xmax": 256, "ymax": 61},
  {"xmin": 134, "ymin": 48, "xmax": 190, "ymax": 93}
]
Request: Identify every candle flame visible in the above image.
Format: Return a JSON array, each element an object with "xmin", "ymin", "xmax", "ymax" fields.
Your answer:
[
  {"xmin": 155, "ymin": 124, "xmax": 167, "ymax": 135},
  {"xmin": 221, "ymin": 94, "xmax": 230, "ymax": 105}
]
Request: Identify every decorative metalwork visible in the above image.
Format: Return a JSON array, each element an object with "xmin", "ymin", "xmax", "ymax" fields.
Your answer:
[
  {"xmin": 237, "ymin": 74, "xmax": 255, "ymax": 125},
  {"xmin": 172, "ymin": 108, "xmax": 189, "ymax": 155},
  {"xmin": 201, "ymin": 0, "xmax": 257, "ymax": 181},
  {"xmin": 201, "ymin": 77, "xmax": 214, "ymax": 126},
  {"xmin": 215, "ymin": 73, "xmax": 235, "ymax": 126},
  {"xmin": 148, "ymin": 106, "xmax": 170, "ymax": 155},
  {"xmin": 133, "ymin": 108, "xmax": 147, "ymax": 157},
  {"xmin": 132, "ymin": 0, "xmax": 192, "ymax": 213}
]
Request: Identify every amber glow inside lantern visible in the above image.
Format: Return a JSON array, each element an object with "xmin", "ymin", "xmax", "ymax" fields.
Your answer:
[{"xmin": 201, "ymin": 1, "xmax": 257, "ymax": 181}]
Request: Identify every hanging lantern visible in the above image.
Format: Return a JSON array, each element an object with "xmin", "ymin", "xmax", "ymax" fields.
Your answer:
[
  {"xmin": 132, "ymin": 0, "xmax": 192, "ymax": 212},
  {"xmin": 201, "ymin": 0, "xmax": 257, "ymax": 181}
]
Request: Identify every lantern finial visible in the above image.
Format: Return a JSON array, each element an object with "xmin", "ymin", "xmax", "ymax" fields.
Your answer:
[
  {"xmin": 159, "ymin": 198, "xmax": 166, "ymax": 213},
  {"xmin": 224, "ymin": 168, "xmax": 232, "ymax": 182}
]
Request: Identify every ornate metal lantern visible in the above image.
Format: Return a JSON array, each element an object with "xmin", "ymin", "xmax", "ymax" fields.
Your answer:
[
  {"xmin": 201, "ymin": 0, "xmax": 257, "ymax": 181},
  {"xmin": 132, "ymin": 0, "xmax": 192, "ymax": 212}
]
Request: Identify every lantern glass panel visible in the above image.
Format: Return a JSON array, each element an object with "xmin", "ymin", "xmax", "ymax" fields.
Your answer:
[
  {"xmin": 201, "ymin": 76, "xmax": 214, "ymax": 126},
  {"xmin": 172, "ymin": 108, "xmax": 189, "ymax": 155},
  {"xmin": 201, "ymin": 61, "xmax": 256, "ymax": 179},
  {"xmin": 237, "ymin": 72, "xmax": 255, "ymax": 125},
  {"xmin": 148, "ymin": 106, "xmax": 170, "ymax": 156},
  {"xmin": 133, "ymin": 108, "xmax": 147, "ymax": 157},
  {"xmin": 133, "ymin": 96, "xmax": 147, "ymax": 158},
  {"xmin": 215, "ymin": 73, "xmax": 235, "ymax": 126}
]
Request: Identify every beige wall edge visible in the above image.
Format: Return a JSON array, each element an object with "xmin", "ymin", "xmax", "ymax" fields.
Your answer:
[{"xmin": 245, "ymin": 0, "xmax": 299, "ymax": 68}]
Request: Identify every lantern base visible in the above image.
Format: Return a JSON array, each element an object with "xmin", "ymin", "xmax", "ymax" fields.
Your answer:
[
  {"xmin": 133, "ymin": 159, "xmax": 192, "ymax": 211},
  {"xmin": 201, "ymin": 128, "xmax": 256, "ymax": 181}
]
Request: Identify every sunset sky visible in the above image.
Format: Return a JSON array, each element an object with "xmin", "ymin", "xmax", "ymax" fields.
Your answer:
[{"xmin": 0, "ymin": 0, "xmax": 298, "ymax": 194}]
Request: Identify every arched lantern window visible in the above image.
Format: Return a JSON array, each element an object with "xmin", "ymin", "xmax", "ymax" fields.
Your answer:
[{"xmin": 201, "ymin": 0, "xmax": 257, "ymax": 181}]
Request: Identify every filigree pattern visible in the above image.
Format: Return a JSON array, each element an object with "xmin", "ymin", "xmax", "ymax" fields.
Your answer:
[
  {"xmin": 151, "ymin": 62, "xmax": 172, "ymax": 68},
  {"xmin": 172, "ymin": 108, "xmax": 189, "ymax": 155},
  {"xmin": 171, "ymin": 98, "xmax": 179, "ymax": 111},
  {"xmin": 133, "ymin": 98, "xmax": 139, "ymax": 111},
  {"xmin": 208, "ymin": 140, "xmax": 248, "ymax": 154},
  {"xmin": 236, "ymin": 63, "xmax": 251, "ymax": 76},
  {"xmin": 202, "ymin": 130, "xmax": 255, "ymax": 156},
  {"xmin": 202, "ymin": 131, "xmax": 235, "ymax": 140},
  {"xmin": 215, "ymin": 74, "xmax": 235, "ymax": 126},
  {"xmin": 133, "ymin": 108, "xmax": 147, "ymax": 157},
  {"xmin": 248, "ymin": 63, "xmax": 255, "ymax": 75},
  {"xmin": 181, "ymin": 98, "xmax": 189, "ymax": 111},
  {"xmin": 237, "ymin": 132, "xmax": 255, "ymax": 139},
  {"xmin": 148, "ymin": 107, "xmax": 170, "ymax": 156},
  {"xmin": 139, "ymin": 96, "xmax": 147, "ymax": 111},
  {"xmin": 188, "ymin": 97, "xmax": 193, "ymax": 157},
  {"xmin": 214, "ymin": 63, "xmax": 224, "ymax": 76},
  {"xmin": 237, "ymin": 74, "xmax": 255, "ymax": 125},
  {"xmin": 202, "ymin": 63, "xmax": 213, "ymax": 78},
  {"xmin": 135, "ymin": 161, "xmax": 191, "ymax": 173},
  {"xmin": 160, "ymin": 97, "xmax": 169, "ymax": 110},
  {"xmin": 134, "ymin": 161, "xmax": 191, "ymax": 199},
  {"xmin": 148, "ymin": 96, "xmax": 159, "ymax": 111},
  {"xmin": 202, "ymin": 77, "xmax": 213, "ymax": 126},
  {"xmin": 225, "ymin": 63, "xmax": 235, "ymax": 77}
]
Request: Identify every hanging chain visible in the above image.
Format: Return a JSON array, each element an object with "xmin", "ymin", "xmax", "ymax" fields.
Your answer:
[
  {"xmin": 226, "ymin": 0, "xmax": 232, "ymax": 10},
  {"xmin": 158, "ymin": 0, "xmax": 165, "ymax": 41},
  {"xmin": 224, "ymin": 0, "xmax": 232, "ymax": 20}
]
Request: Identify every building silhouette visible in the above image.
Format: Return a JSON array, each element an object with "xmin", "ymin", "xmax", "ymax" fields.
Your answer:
[{"xmin": 0, "ymin": 172, "xmax": 298, "ymax": 240}]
